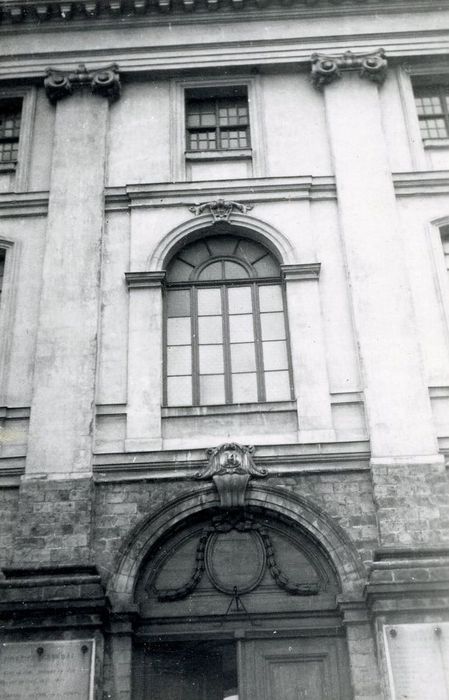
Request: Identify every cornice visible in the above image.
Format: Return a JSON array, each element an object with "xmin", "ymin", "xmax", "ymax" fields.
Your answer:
[
  {"xmin": 93, "ymin": 440, "xmax": 371, "ymax": 482},
  {"xmin": 0, "ymin": 0, "xmax": 447, "ymax": 30},
  {"xmin": 105, "ymin": 176, "xmax": 337, "ymax": 211},
  {"xmin": 0, "ymin": 191, "xmax": 49, "ymax": 217}
]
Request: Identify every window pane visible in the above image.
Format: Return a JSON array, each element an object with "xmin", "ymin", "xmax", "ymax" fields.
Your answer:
[
  {"xmin": 200, "ymin": 374, "xmax": 225, "ymax": 405},
  {"xmin": 229, "ymin": 314, "xmax": 254, "ymax": 343},
  {"xmin": 199, "ymin": 344, "xmax": 224, "ymax": 374},
  {"xmin": 167, "ymin": 376, "xmax": 192, "ymax": 406},
  {"xmin": 224, "ymin": 261, "xmax": 249, "ymax": 279},
  {"xmin": 167, "ymin": 345, "xmax": 192, "ymax": 376},
  {"xmin": 414, "ymin": 94, "xmax": 442, "ymax": 116},
  {"xmin": 167, "ymin": 317, "xmax": 191, "ymax": 345},
  {"xmin": 262, "ymin": 340, "xmax": 288, "ymax": 371},
  {"xmin": 419, "ymin": 117, "xmax": 448, "ymax": 139},
  {"xmin": 253, "ymin": 255, "xmax": 280, "ymax": 277},
  {"xmin": 259, "ymin": 285, "xmax": 283, "ymax": 312},
  {"xmin": 264, "ymin": 370, "xmax": 291, "ymax": 401},
  {"xmin": 197, "ymin": 288, "xmax": 221, "ymax": 315},
  {"xmin": 198, "ymin": 315, "xmax": 223, "ymax": 343},
  {"xmin": 198, "ymin": 261, "xmax": 222, "ymax": 281},
  {"xmin": 232, "ymin": 372, "xmax": 258, "ymax": 403},
  {"xmin": 231, "ymin": 342, "xmax": 256, "ymax": 373},
  {"xmin": 227, "ymin": 286, "xmax": 252, "ymax": 314},
  {"xmin": 166, "ymin": 289, "xmax": 190, "ymax": 318},
  {"xmin": 260, "ymin": 312, "xmax": 286, "ymax": 340}
]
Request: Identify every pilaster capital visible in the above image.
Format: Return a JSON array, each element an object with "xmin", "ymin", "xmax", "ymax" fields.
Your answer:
[
  {"xmin": 310, "ymin": 49, "xmax": 388, "ymax": 90},
  {"xmin": 281, "ymin": 263, "xmax": 321, "ymax": 281},
  {"xmin": 44, "ymin": 63, "xmax": 121, "ymax": 103},
  {"xmin": 125, "ymin": 271, "xmax": 166, "ymax": 289}
]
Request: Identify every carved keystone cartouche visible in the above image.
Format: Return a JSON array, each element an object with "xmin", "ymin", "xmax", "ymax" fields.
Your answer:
[
  {"xmin": 44, "ymin": 63, "xmax": 121, "ymax": 103},
  {"xmin": 188, "ymin": 199, "xmax": 253, "ymax": 222},
  {"xmin": 310, "ymin": 49, "xmax": 387, "ymax": 89},
  {"xmin": 195, "ymin": 442, "xmax": 267, "ymax": 508}
]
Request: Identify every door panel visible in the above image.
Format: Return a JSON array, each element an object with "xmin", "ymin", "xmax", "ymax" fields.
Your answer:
[{"xmin": 239, "ymin": 637, "xmax": 352, "ymax": 700}]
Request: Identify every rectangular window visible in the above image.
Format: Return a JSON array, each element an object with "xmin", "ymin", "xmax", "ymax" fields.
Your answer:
[
  {"xmin": 0, "ymin": 99, "xmax": 22, "ymax": 164},
  {"xmin": 185, "ymin": 87, "xmax": 250, "ymax": 152},
  {"xmin": 414, "ymin": 85, "xmax": 449, "ymax": 140}
]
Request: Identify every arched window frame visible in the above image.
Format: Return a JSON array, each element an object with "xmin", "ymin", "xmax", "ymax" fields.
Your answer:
[{"xmin": 163, "ymin": 233, "xmax": 294, "ymax": 407}]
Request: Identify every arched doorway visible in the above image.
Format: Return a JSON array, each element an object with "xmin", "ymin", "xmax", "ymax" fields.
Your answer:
[{"xmin": 131, "ymin": 498, "xmax": 354, "ymax": 700}]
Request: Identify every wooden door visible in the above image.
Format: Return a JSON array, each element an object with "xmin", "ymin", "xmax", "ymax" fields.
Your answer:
[
  {"xmin": 238, "ymin": 637, "xmax": 352, "ymax": 700},
  {"xmin": 137, "ymin": 645, "xmax": 224, "ymax": 700}
]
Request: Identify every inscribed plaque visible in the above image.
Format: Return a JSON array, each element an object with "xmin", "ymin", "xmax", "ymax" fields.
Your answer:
[
  {"xmin": 0, "ymin": 639, "xmax": 94, "ymax": 700},
  {"xmin": 384, "ymin": 622, "xmax": 449, "ymax": 700}
]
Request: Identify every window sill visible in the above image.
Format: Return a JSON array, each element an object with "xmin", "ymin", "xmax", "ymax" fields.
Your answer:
[
  {"xmin": 185, "ymin": 148, "xmax": 252, "ymax": 161},
  {"xmin": 162, "ymin": 400, "xmax": 296, "ymax": 419},
  {"xmin": 423, "ymin": 138, "xmax": 449, "ymax": 149},
  {"xmin": 0, "ymin": 162, "xmax": 17, "ymax": 173}
]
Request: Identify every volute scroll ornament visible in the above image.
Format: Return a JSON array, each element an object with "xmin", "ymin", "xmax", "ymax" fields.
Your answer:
[
  {"xmin": 310, "ymin": 49, "xmax": 387, "ymax": 89},
  {"xmin": 44, "ymin": 63, "xmax": 121, "ymax": 103},
  {"xmin": 188, "ymin": 199, "xmax": 254, "ymax": 222},
  {"xmin": 195, "ymin": 443, "xmax": 267, "ymax": 509}
]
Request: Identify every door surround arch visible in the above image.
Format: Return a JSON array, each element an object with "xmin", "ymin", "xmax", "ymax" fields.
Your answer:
[{"xmin": 107, "ymin": 484, "xmax": 366, "ymax": 611}]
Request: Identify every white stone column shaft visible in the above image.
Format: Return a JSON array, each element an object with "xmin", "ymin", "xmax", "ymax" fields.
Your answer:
[
  {"xmin": 27, "ymin": 91, "xmax": 109, "ymax": 475},
  {"xmin": 324, "ymin": 73, "xmax": 437, "ymax": 458}
]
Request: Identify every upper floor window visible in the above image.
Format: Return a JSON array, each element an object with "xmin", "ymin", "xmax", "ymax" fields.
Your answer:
[
  {"xmin": 164, "ymin": 234, "xmax": 293, "ymax": 407},
  {"xmin": 414, "ymin": 85, "xmax": 449, "ymax": 140},
  {"xmin": 0, "ymin": 99, "xmax": 22, "ymax": 164},
  {"xmin": 185, "ymin": 86, "xmax": 250, "ymax": 152}
]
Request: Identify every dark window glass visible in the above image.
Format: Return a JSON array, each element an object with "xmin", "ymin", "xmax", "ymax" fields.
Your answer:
[
  {"xmin": 164, "ymin": 234, "xmax": 293, "ymax": 407},
  {"xmin": 0, "ymin": 100, "xmax": 22, "ymax": 164},
  {"xmin": 186, "ymin": 93, "xmax": 250, "ymax": 151},
  {"xmin": 414, "ymin": 86, "xmax": 449, "ymax": 140}
]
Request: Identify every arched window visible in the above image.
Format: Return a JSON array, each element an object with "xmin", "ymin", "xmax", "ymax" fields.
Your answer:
[{"xmin": 164, "ymin": 233, "xmax": 293, "ymax": 406}]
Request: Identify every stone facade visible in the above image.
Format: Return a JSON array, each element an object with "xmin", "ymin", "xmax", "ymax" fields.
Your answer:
[{"xmin": 1, "ymin": 0, "xmax": 449, "ymax": 698}]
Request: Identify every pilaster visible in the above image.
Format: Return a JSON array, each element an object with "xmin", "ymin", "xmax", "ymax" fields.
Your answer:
[
  {"xmin": 282, "ymin": 263, "xmax": 335, "ymax": 442},
  {"xmin": 125, "ymin": 271, "xmax": 165, "ymax": 451}
]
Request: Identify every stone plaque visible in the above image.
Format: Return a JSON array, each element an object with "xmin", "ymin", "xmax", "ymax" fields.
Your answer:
[
  {"xmin": 0, "ymin": 639, "xmax": 94, "ymax": 699},
  {"xmin": 384, "ymin": 622, "xmax": 449, "ymax": 700}
]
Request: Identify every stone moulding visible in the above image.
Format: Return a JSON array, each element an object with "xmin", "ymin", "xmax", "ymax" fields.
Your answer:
[
  {"xmin": 188, "ymin": 198, "xmax": 253, "ymax": 222},
  {"xmin": 311, "ymin": 49, "xmax": 388, "ymax": 89},
  {"xmin": 195, "ymin": 442, "xmax": 267, "ymax": 509},
  {"xmin": 44, "ymin": 63, "xmax": 121, "ymax": 103}
]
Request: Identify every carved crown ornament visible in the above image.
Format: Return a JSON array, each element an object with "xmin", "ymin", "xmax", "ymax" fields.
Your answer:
[
  {"xmin": 44, "ymin": 63, "xmax": 121, "ymax": 103},
  {"xmin": 188, "ymin": 199, "xmax": 253, "ymax": 223},
  {"xmin": 195, "ymin": 442, "xmax": 267, "ymax": 509},
  {"xmin": 311, "ymin": 49, "xmax": 388, "ymax": 89}
]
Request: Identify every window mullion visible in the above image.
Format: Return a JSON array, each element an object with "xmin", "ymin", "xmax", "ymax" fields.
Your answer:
[
  {"xmin": 252, "ymin": 283, "xmax": 266, "ymax": 402},
  {"xmin": 440, "ymin": 86, "xmax": 449, "ymax": 135},
  {"xmin": 191, "ymin": 286, "xmax": 200, "ymax": 406},
  {"xmin": 222, "ymin": 285, "xmax": 233, "ymax": 404}
]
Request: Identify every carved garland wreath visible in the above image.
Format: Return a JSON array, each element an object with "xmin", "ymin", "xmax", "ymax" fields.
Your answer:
[{"xmin": 154, "ymin": 514, "xmax": 319, "ymax": 602}]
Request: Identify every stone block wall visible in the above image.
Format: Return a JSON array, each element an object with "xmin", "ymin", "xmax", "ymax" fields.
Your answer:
[
  {"xmin": 0, "ymin": 487, "xmax": 19, "ymax": 569},
  {"xmin": 12, "ymin": 477, "xmax": 94, "ymax": 566},
  {"xmin": 371, "ymin": 462, "xmax": 449, "ymax": 547}
]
